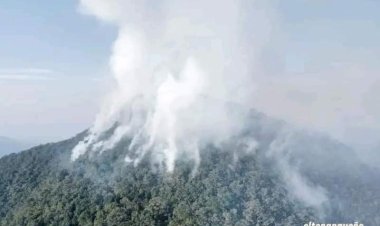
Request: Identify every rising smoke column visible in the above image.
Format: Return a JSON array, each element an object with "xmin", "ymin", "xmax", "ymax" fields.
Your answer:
[
  {"xmin": 71, "ymin": 0, "xmax": 283, "ymax": 173},
  {"xmin": 71, "ymin": 0, "xmax": 271, "ymax": 171},
  {"xmin": 71, "ymin": 0, "xmax": 330, "ymax": 211}
]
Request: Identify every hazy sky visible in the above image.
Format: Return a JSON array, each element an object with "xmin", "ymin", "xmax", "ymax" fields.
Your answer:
[
  {"xmin": 0, "ymin": 0, "xmax": 379, "ymax": 149},
  {"xmin": 0, "ymin": 0, "xmax": 115, "ymax": 142}
]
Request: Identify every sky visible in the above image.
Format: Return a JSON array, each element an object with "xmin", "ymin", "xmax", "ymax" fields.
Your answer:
[
  {"xmin": 0, "ymin": 0, "xmax": 116, "ymax": 142},
  {"xmin": 0, "ymin": 0, "xmax": 379, "ymax": 152}
]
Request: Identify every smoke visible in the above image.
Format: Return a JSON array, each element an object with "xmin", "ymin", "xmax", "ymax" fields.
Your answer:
[
  {"xmin": 266, "ymin": 127, "xmax": 328, "ymax": 209},
  {"xmin": 68, "ymin": 0, "xmax": 380, "ymax": 215},
  {"xmin": 71, "ymin": 0, "xmax": 276, "ymax": 172}
]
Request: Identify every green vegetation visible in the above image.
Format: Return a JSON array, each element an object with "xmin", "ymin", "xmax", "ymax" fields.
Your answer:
[
  {"xmin": 0, "ymin": 134, "xmax": 316, "ymax": 226},
  {"xmin": 0, "ymin": 125, "xmax": 379, "ymax": 225}
]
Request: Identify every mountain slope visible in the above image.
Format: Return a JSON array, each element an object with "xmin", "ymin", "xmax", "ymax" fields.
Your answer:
[
  {"xmin": 0, "ymin": 136, "xmax": 316, "ymax": 226},
  {"xmin": 0, "ymin": 111, "xmax": 379, "ymax": 226}
]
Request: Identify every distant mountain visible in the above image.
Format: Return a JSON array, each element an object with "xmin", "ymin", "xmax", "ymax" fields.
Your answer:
[
  {"xmin": 0, "ymin": 136, "xmax": 33, "ymax": 157},
  {"xmin": 0, "ymin": 111, "xmax": 379, "ymax": 226}
]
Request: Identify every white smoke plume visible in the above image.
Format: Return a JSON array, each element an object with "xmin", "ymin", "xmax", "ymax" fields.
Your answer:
[
  {"xmin": 71, "ymin": 0, "xmax": 275, "ymax": 172},
  {"xmin": 266, "ymin": 127, "xmax": 328, "ymax": 209},
  {"xmin": 67, "ymin": 0, "xmax": 380, "ymax": 215},
  {"xmin": 69, "ymin": 0, "xmax": 340, "ymax": 212}
]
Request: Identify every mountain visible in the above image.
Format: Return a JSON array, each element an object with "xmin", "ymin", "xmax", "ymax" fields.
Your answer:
[
  {"xmin": 0, "ymin": 136, "xmax": 32, "ymax": 157},
  {"xmin": 0, "ymin": 111, "xmax": 379, "ymax": 226}
]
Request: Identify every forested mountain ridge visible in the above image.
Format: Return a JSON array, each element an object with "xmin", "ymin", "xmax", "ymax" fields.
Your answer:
[
  {"xmin": 0, "ymin": 134, "xmax": 315, "ymax": 225},
  {"xmin": 0, "ymin": 112, "xmax": 379, "ymax": 226}
]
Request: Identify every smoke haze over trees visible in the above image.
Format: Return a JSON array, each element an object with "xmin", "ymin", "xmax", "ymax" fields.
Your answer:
[
  {"xmin": 1, "ymin": 111, "xmax": 380, "ymax": 225},
  {"xmin": 1, "ymin": 0, "xmax": 380, "ymax": 225}
]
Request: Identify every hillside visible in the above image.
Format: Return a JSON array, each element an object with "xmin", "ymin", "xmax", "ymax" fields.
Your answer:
[{"xmin": 0, "ymin": 112, "xmax": 379, "ymax": 226}]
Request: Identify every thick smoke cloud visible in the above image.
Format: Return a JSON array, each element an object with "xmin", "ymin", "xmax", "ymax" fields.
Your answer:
[
  {"xmin": 70, "ymin": 0, "xmax": 372, "ymax": 211},
  {"xmin": 71, "ymin": 0, "xmax": 274, "ymax": 170}
]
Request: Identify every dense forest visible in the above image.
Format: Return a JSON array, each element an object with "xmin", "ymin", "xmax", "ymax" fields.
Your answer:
[
  {"xmin": 0, "ymin": 112, "xmax": 379, "ymax": 226},
  {"xmin": 0, "ymin": 137, "xmax": 315, "ymax": 225}
]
